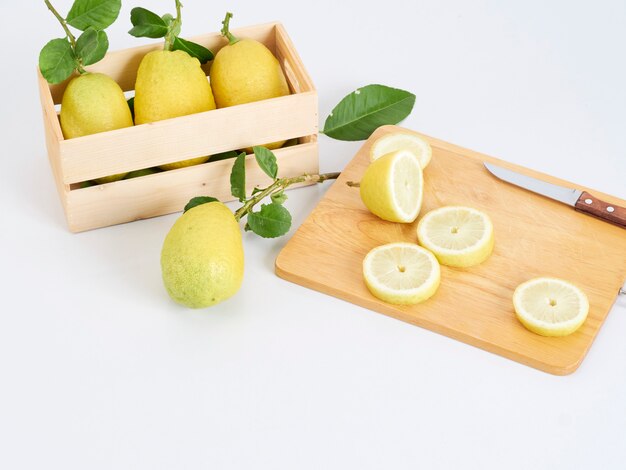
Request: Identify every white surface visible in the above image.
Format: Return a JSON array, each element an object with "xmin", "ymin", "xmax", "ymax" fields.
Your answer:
[{"xmin": 1, "ymin": 0, "xmax": 625, "ymax": 468}]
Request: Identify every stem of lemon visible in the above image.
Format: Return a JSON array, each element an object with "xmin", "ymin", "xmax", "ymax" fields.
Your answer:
[
  {"xmin": 233, "ymin": 172, "xmax": 340, "ymax": 222},
  {"xmin": 44, "ymin": 0, "xmax": 87, "ymax": 74},
  {"xmin": 220, "ymin": 12, "xmax": 240, "ymax": 45},
  {"xmin": 164, "ymin": 0, "xmax": 183, "ymax": 51}
]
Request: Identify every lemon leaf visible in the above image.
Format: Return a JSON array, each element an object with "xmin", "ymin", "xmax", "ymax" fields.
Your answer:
[
  {"xmin": 161, "ymin": 13, "xmax": 181, "ymax": 37},
  {"xmin": 173, "ymin": 37, "xmax": 214, "ymax": 64},
  {"xmin": 270, "ymin": 191, "xmax": 288, "ymax": 205},
  {"xmin": 127, "ymin": 97, "xmax": 134, "ymax": 119},
  {"xmin": 252, "ymin": 146, "xmax": 278, "ymax": 179},
  {"xmin": 247, "ymin": 203, "xmax": 292, "ymax": 238},
  {"xmin": 322, "ymin": 85, "xmax": 415, "ymax": 141},
  {"xmin": 184, "ymin": 196, "xmax": 219, "ymax": 213},
  {"xmin": 67, "ymin": 0, "xmax": 121, "ymax": 31},
  {"xmin": 39, "ymin": 38, "xmax": 77, "ymax": 84},
  {"xmin": 128, "ymin": 7, "xmax": 168, "ymax": 38},
  {"xmin": 230, "ymin": 152, "xmax": 247, "ymax": 202},
  {"xmin": 75, "ymin": 27, "xmax": 109, "ymax": 66}
]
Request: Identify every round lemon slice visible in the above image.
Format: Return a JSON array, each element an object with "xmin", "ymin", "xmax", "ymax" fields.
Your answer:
[
  {"xmin": 359, "ymin": 149, "xmax": 423, "ymax": 223},
  {"xmin": 363, "ymin": 242, "xmax": 440, "ymax": 305},
  {"xmin": 513, "ymin": 278, "xmax": 589, "ymax": 337},
  {"xmin": 369, "ymin": 132, "xmax": 432, "ymax": 169},
  {"xmin": 416, "ymin": 206, "xmax": 494, "ymax": 267}
]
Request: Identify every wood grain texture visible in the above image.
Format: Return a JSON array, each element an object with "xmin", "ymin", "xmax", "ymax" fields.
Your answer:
[
  {"xmin": 275, "ymin": 125, "xmax": 626, "ymax": 375},
  {"xmin": 65, "ymin": 141, "xmax": 318, "ymax": 232},
  {"xmin": 59, "ymin": 91, "xmax": 317, "ymax": 184},
  {"xmin": 37, "ymin": 69, "xmax": 69, "ymax": 211},
  {"xmin": 575, "ymin": 191, "xmax": 626, "ymax": 228}
]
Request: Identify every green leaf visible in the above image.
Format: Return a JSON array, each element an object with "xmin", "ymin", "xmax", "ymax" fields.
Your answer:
[
  {"xmin": 208, "ymin": 150, "xmax": 239, "ymax": 162},
  {"xmin": 253, "ymin": 146, "xmax": 278, "ymax": 179},
  {"xmin": 184, "ymin": 196, "xmax": 219, "ymax": 213},
  {"xmin": 161, "ymin": 13, "xmax": 181, "ymax": 37},
  {"xmin": 173, "ymin": 37, "xmax": 214, "ymax": 64},
  {"xmin": 39, "ymin": 38, "xmax": 76, "ymax": 84},
  {"xmin": 127, "ymin": 97, "xmax": 135, "ymax": 119},
  {"xmin": 128, "ymin": 7, "xmax": 169, "ymax": 38},
  {"xmin": 270, "ymin": 191, "xmax": 288, "ymax": 205},
  {"xmin": 247, "ymin": 203, "xmax": 292, "ymax": 238},
  {"xmin": 75, "ymin": 27, "xmax": 109, "ymax": 66},
  {"xmin": 230, "ymin": 152, "xmax": 247, "ymax": 202},
  {"xmin": 67, "ymin": 0, "xmax": 122, "ymax": 31},
  {"xmin": 322, "ymin": 84, "xmax": 416, "ymax": 141}
]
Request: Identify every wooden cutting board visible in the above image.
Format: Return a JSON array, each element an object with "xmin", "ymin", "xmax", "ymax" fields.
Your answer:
[{"xmin": 276, "ymin": 126, "xmax": 626, "ymax": 375}]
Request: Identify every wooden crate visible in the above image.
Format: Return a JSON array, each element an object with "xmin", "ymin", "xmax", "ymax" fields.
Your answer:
[{"xmin": 37, "ymin": 22, "xmax": 318, "ymax": 232}]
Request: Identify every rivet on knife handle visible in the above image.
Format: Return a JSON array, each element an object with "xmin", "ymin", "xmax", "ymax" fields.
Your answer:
[{"xmin": 574, "ymin": 191, "xmax": 626, "ymax": 228}]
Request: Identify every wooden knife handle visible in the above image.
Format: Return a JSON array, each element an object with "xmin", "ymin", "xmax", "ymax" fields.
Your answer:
[{"xmin": 575, "ymin": 191, "xmax": 626, "ymax": 228}]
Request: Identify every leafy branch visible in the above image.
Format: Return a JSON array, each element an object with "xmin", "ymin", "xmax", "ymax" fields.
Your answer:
[
  {"xmin": 185, "ymin": 147, "xmax": 340, "ymax": 238},
  {"xmin": 44, "ymin": 0, "xmax": 79, "ymax": 51},
  {"xmin": 182, "ymin": 83, "xmax": 418, "ymax": 237},
  {"xmin": 129, "ymin": 0, "xmax": 213, "ymax": 63},
  {"xmin": 40, "ymin": 0, "xmax": 121, "ymax": 84}
]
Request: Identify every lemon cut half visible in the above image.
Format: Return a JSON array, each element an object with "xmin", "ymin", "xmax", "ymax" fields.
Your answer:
[
  {"xmin": 513, "ymin": 278, "xmax": 589, "ymax": 337},
  {"xmin": 363, "ymin": 243, "xmax": 440, "ymax": 305},
  {"xmin": 370, "ymin": 132, "xmax": 432, "ymax": 169},
  {"xmin": 417, "ymin": 206, "xmax": 494, "ymax": 267},
  {"xmin": 359, "ymin": 150, "xmax": 424, "ymax": 223}
]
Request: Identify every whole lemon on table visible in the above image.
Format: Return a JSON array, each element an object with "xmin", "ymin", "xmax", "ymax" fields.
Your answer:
[
  {"xmin": 210, "ymin": 12, "xmax": 290, "ymax": 151},
  {"xmin": 60, "ymin": 73, "xmax": 133, "ymax": 183},
  {"xmin": 161, "ymin": 202, "xmax": 244, "ymax": 308},
  {"xmin": 134, "ymin": 50, "xmax": 217, "ymax": 170}
]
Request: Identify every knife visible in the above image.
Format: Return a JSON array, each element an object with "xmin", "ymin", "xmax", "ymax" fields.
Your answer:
[{"xmin": 484, "ymin": 162, "xmax": 626, "ymax": 229}]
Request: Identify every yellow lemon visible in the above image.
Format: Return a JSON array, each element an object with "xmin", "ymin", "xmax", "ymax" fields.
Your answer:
[
  {"xmin": 161, "ymin": 202, "xmax": 244, "ymax": 308},
  {"xmin": 513, "ymin": 278, "xmax": 589, "ymax": 337},
  {"xmin": 210, "ymin": 21, "xmax": 290, "ymax": 150},
  {"xmin": 134, "ymin": 50, "xmax": 216, "ymax": 170},
  {"xmin": 370, "ymin": 132, "xmax": 432, "ymax": 168},
  {"xmin": 359, "ymin": 150, "xmax": 423, "ymax": 223},
  {"xmin": 417, "ymin": 206, "xmax": 494, "ymax": 267},
  {"xmin": 363, "ymin": 243, "xmax": 440, "ymax": 305},
  {"xmin": 60, "ymin": 72, "xmax": 133, "ymax": 183}
]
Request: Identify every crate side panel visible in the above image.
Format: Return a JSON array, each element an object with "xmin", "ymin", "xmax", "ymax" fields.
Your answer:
[
  {"xmin": 275, "ymin": 24, "xmax": 315, "ymax": 93},
  {"xmin": 65, "ymin": 142, "xmax": 319, "ymax": 232},
  {"xmin": 38, "ymin": 70, "xmax": 70, "ymax": 215},
  {"xmin": 59, "ymin": 92, "xmax": 318, "ymax": 184}
]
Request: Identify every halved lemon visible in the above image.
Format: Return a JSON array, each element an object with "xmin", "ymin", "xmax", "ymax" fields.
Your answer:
[
  {"xmin": 369, "ymin": 132, "xmax": 432, "ymax": 169},
  {"xmin": 513, "ymin": 278, "xmax": 589, "ymax": 337},
  {"xmin": 416, "ymin": 206, "xmax": 494, "ymax": 267},
  {"xmin": 363, "ymin": 242, "xmax": 440, "ymax": 305},
  {"xmin": 359, "ymin": 149, "xmax": 423, "ymax": 223}
]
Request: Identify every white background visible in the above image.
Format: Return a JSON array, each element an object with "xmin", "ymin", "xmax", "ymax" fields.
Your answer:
[{"xmin": 1, "ymin": 0, "xmax": 625, "ymax": 468}]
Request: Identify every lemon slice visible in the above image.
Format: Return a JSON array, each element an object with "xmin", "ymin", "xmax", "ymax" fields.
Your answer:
[
  {"xmin": 513, "ymin": 278, "xmax": 589, "ymax": 336},
  {"xmin": 359, "ymin": 149, "xmax": 423, "ymax": 223},
  {"xmin": 370, "ymin": 132, "xmax": 432, "ymax": 169},
  {"xmin": 363, "ymin": 242, "xmax": 440, "ymax": 305},
  {"xmin": 416, "ymin": 206, "xmax": 494, "ymax": 267}
]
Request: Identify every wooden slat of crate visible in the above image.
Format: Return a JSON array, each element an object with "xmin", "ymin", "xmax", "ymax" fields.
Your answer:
[{"xmin": 65, "ymin": 138, "xmax": 318, "ymax": 232}]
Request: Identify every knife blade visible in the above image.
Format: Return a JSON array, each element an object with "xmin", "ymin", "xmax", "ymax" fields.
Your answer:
[{"xmin": 484, "ymin": 162, "xmax": 626, "ymax": 229}]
